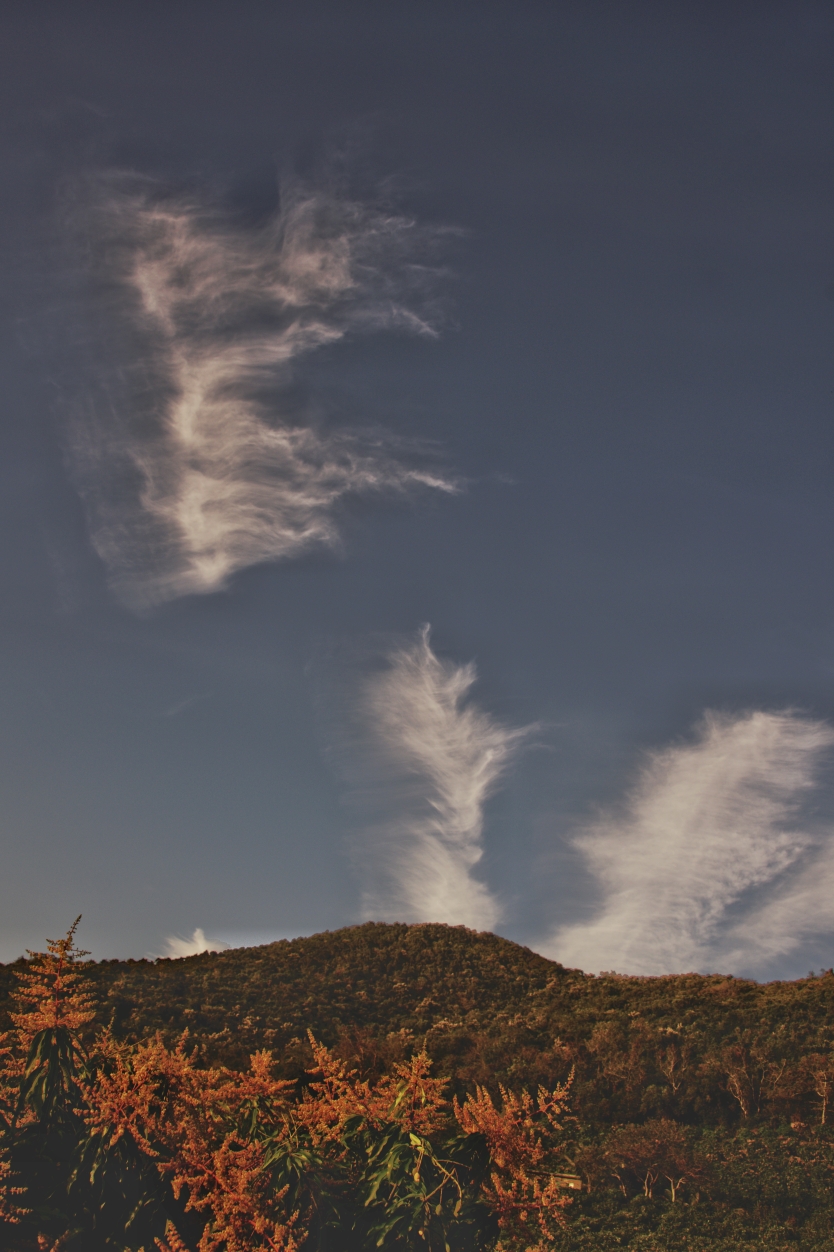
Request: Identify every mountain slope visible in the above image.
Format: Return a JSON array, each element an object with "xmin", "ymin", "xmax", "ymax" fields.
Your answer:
[{"xmin": 3, "ymin": 921, "xmax": 832, "ymax": 1111}]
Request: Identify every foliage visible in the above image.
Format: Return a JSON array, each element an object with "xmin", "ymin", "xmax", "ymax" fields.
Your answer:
[
  {"xmin": 454, "ymin": 1080, "xmax": 573, "ymax": 1250},
  {"xmin": 0, "ymin": 921, "xmax": 188, "ymax": 1251}
]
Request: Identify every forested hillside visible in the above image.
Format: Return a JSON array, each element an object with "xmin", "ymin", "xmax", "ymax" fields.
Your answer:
[
  {"xmin": 4, "ymin": 921, "xmax": 832, "ymax": 1124},
  {"xmin": 3, "ymin": 922, "xmax": 834, "ymax": 1250}
]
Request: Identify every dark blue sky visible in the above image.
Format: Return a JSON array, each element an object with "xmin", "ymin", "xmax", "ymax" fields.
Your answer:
[{"xmin": 2, "ymin": 1, "xmax": 834, "ymax": 975}]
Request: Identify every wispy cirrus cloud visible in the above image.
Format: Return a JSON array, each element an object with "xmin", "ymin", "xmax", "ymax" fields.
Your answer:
[
  {"xmin": 70, "ymin": 177, "xmax": 458, "ymax": 608},
  {"xmin": 161, "ymin": 927, "xmax": 229, "ymax": 958},
  {"xmin": 344, "ymin": 627, "xmax": 534, "ymax": 931},
  {"xmin": 719, "ymin": 838, "xmax": 834, "ymax": 971},
  {"xmin": 544, "ymin": 710, "xmax": 834, "ymax": 975}
]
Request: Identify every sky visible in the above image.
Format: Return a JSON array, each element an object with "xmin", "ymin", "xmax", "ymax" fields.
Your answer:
[{"xmin": 2, "ymin": 0, "xmax": 834, "ymax": 978}]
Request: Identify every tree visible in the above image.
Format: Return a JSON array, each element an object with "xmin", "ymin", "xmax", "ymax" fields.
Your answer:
[
  {"xmin": 454, "ymin": 1076, "xmax": 575, "ymax": 1251},
  {"xmin": 0, "ymin": 920, "xmax": 188, "ymax": 1251},
  {"xmin": 604, "ymin": 1118, "xmax": 703, "ymax": 1203}
]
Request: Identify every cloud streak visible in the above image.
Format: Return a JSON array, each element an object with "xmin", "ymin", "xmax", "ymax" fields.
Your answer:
[
  {"xmin": 71, "ymin": 177, "xmax": 458, "ymax": 607},
  {"xmin": 347, "ymin": 627, "xmax": 533, "ymax": 931},
  {"xmin": 719, "ymin": 837, "xmax": 834, "ymax": 970},
  {"xmin": 544, "ymin": 710, "xmax": 834, "ymax": 975},
  {"xmin": 162, "ymin": 927, "xmax": 229, "ymax": 958}
]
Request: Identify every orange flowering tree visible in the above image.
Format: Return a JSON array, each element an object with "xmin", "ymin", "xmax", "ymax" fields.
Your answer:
[
  {"xmin": 0, "ymin": 920, "xmax": 194, "ymax": 1250},
  {"xmin": 454, "ymin": 1077, "xmax": 575, "ymax": 1252}
]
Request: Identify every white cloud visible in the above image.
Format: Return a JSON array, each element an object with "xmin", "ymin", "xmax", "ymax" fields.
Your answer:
[
  {"xmin": 71, "ymin": 178, "xmax": 458, "ymax": 608},
  {"xmin": 162, "ymin": 927, "xmax": 229, "ymax": 958},
  {"xmin": 544, "ymin": 710, "xmax": 834, "ymax": 975},
  {"xmin": 719, "ymin": 840, "xmax": 834, "ymax": 970},
  {"xmin": 348, "ymin": 627, "xmax": 533, "ymax": 931}
]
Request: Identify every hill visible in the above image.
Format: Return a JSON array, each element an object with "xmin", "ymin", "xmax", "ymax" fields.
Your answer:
[{"xmin": 3, "ymin": 920, "xmax": 833, "ymax": 1120}]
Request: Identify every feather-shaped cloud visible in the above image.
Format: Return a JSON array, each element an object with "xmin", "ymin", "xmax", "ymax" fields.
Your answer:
[
  {"xmin": 545, "ymin": 710, "xmax": 834, "ymax": 975},
  {"xmin": 347, "ymin": 627, "xmax": 533, "ymax": 931},
  {"xmin": 71, "ymin": 179, "xmax": 458, "ymax": 607}
]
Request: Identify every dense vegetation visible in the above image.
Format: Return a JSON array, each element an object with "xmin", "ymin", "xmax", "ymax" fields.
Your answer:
[{"xmin": 2, "ymin": 921, "xmax": 834, "ymax": 1249}]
